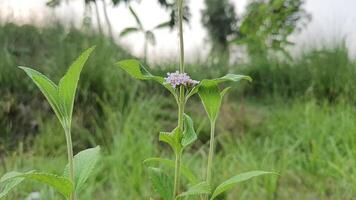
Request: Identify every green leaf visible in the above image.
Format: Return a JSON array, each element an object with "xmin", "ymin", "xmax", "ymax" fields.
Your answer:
[
  {"xmin": 148, "ymin": 167, "xmax": 173, "ymax": 200},
  {"xmin": 210, "ymin": 171, "xmax": 276, "ymax": 199},
  {"xmin": 198, "ymin": 83, "xmax": 222, "ymax": 122},
  {"xmin": 143, "ymin": 157, "xmax": 198, "ymax": 184},
  {"xmin": 198, "ymin": 74, "xmax": 250, "ymax": 122},
  {"xmin": 177, "ymin": 181, "xmax": 211, "ymax": 198},
  {"xmin": 18, "ymin": 67, "xmax": 64, "ymax": 126},
  {"xmin": 159, "ymin": 128, "xmax": 182, "ymax": 154},
  {"xmin": 209, "ymin": 74, "xmax": 252, "ymax": 84},
  {"xmin": 115, "ymin": 59, "xmax": 176, "ymax": 98},
  {"xmin": 58, "ymin": 46, "xmax": 95, "ymax": 124},
  {"xmin": 119, "ymin": 27, "xmax": 140, "ymax": 37},
  {"xmin": 64, "ymin": 146, "xmax": 101, "ymax": 193},
  {"xmin": 19, "ymin": 47, "xmax": 95, "ymax": 128},
  {"xmin": 0, "ymin": 171, "xmax": 73, "ymax": 198},
  {"xmin": 181, "ymin": 114, "xmax": 197, "ymax": 148}
]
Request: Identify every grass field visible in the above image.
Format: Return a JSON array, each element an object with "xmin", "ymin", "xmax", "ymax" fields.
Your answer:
[{"xmin": 1, "ymin": 23, "xmax": 356, "ymax": 199}]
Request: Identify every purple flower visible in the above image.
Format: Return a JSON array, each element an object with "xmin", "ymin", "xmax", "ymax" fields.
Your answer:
[{"xmin": 164, "ymin": 71, "xmax": 199, "ymax": 88}]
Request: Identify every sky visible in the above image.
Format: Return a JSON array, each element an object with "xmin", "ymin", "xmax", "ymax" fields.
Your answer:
[{"xmin": 1, "ymin": 0, "xmax": 356, "ymax": 61}]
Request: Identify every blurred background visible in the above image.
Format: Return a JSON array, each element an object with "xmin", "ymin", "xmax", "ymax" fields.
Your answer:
[{"xmin": 1, "ymin": 0, "xmax": 356, "ymax": 199}]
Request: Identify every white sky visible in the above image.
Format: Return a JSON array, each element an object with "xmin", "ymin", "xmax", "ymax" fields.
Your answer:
[{"xmin": 1, "ymin": 0, "xmax": 356, "ymax": 61}]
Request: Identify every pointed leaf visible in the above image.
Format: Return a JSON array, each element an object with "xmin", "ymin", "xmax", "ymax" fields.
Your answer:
[
  {"xmin": 115, "ymin": 59, "xmax": 176, "ymax": 98},
  {"xmin": 58, "ymin": 46, "xmax": 95, "ymax": 123},
  {"xmin": 198, "ymin": 83, "xmax": 222, "ymax": 122},
  {"xmin": 177, "ymin": 181, "xmax": 211, "ymax": 198},
  {"xmin": 181, "ymin": 114, "xmax": 197, "ymax": 148},
  {"xmin": 18, "ymin": 67, "xmax": 64, "ymax": 126},
  {"xmin": 148, "ymin": 167, "xmax": 173, "ymax": 200},
  {"xmin": 159, "ymin": 128, "xmax": 182, "ymax": 154},
  {"xmin": 119, "ymin": 27, "xmax": 139, "ymax": 37},
  {"xmin": 210, "ymin": 171, "xmax": 276, "ymax": 199},
  {"xmin": 64, "ymin": 146, "xmax": 101, "ymax": 193},
  {"xmin": 210, "ymin": 74, "xmax": 252, "ymax": 85},
  {"xmin": 143, "ymin": 157, "xmax": 198, "ymax": 184},
  {"xmin": 0, "ymin": 171, "xmax": 73, "ymax": 198}
]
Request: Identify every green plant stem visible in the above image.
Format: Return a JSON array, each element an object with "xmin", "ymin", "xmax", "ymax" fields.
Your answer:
[
  {"xmin": 206, "ymin": 121, "xmax": 216, "ymax": 187},
  {"xmin": 64, "ymin": 127, "xmax": 75, "ymax": 200},
  {"xmin": 178, "ymin": 0, "xmax": 185, "ymax": 73},
  {"xmin": 174, "ymin": 86, "xmax": 185, "ymax": 198},
  {"xmin": 173, "ymin": 0, "xmax": 185, "ymax": 198}
]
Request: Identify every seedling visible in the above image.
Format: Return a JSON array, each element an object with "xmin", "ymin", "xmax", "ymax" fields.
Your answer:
[{"xmin": 0, "ymin": 47, "xmax": 100, "ymax": 200}]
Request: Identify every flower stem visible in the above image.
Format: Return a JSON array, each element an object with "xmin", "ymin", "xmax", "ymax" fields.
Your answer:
[
  {"xmin": 206, "ymin": 121, "xmax": 216, "ymax": 187},
  {"xmin": 173, "ymin": 0, "xmax": 185, "ymax": 198},
  {"xmin": 178, "ymin": 0, "xmax": 185, "ymax": 73},
  {"xmin": 65, "ymin": 127, "xmax": 75, "ymax": 200}
]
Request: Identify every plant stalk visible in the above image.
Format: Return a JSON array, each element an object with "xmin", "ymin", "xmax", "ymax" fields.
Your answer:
[
  {"xmin": 206, "ymin": 121, "xmax": 216, "ymax": 186},
  {"xmin": 65, "ymin": 127, "xmax": 75, "ymax": 200},
  {"xmin": 173, "ymin": 0, "xmax": 185, "ymax": 197},
  {"xmin": 178, "ymin": 0, "xmax": 185, "ymax": 73}
]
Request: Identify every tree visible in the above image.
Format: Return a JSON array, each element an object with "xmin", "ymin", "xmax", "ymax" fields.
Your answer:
[
  {"xmin": 232, "ymin": 0, "xmax": 310, "ymax": 59},
  {"xmin": 201, "ymin": 0, "xmax": 237, "ymax": 52},
  {"xmin": 119, "ymin": 6, "xmax": 170, "ymax": 62}
]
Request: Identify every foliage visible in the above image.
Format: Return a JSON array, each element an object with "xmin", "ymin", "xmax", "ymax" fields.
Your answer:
[
  {"xmin": 201, "ymin": 0, "xmax": 237, "ymax": 51},
  {"xmin": 233, "ymin": 0, "xmax": 310, "ymax": 59}
]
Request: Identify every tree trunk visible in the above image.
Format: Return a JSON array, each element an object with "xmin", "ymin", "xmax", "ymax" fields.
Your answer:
[
  {"xmin": 101, "ymin": 0, "xmax": 114, "ymax": 39},
  {"xmin": 93, "ymin": 1, "xmax": 103, "ymax": 34}
]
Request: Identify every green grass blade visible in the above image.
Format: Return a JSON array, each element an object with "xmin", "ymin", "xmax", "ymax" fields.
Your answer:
[{"xmin": 210, "ymin": 171, "xmax": 276, "ymax": 199}]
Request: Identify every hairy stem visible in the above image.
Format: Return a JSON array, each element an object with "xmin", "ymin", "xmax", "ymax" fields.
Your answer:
[
  {"xmin": 173, "ymin": 0, "xmax": 185, "ymax": 198},
  {"xmin": 178, "ymin": 0, "xmax": 185, "ymax": 73},
  {"xmin": 65, "ymin": 127, "xmax": 75, "ymax": 200},
  {"xmin": 206, "ymin": 121, "xmax": 216, "ymax": 186}
]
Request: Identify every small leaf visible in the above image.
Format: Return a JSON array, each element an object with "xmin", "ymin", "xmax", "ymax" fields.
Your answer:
[
  {"xmin": 18, "ymin": 67, "xmax": 64, "ymax": 126},
  {"xmin": 159, "ymin": 128, "xmax": 182, "ymax": 154},
  {"xmin": 64, "ymin": 146, "xmax": 101, "ymax": 193},
  {"xmin": 143, "ymin": 157, "xmax": 198, "ymax": 184},
  {"xmin": 181, "ymin": 114, "xmax": 197, "ymax": 148},
  {"xmin": 115, "ymin": 59, "xmax": 177, "ymax": 98},
  {"xmin": 0, "ymin": 171, "xmax": 73, "ymax": 198},
  {"xmin": 148, "ymin": 167, "xmax": 173, "ymax": 200},
  {"xmin": 58, "ymin": 46, "xmax": 95, "ymax": 124},
  {"xmin": 177, "ymin": 181, "xmax": 211, "ymax": 198},
  {"xmin": 210, "ymin": 171, "xmax": 276, "ymax": 199}
]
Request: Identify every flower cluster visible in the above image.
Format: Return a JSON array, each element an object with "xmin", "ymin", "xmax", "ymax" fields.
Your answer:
[{"xmin": 164, "ymin": 71, "xmax": 199, "ymax": 88}]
